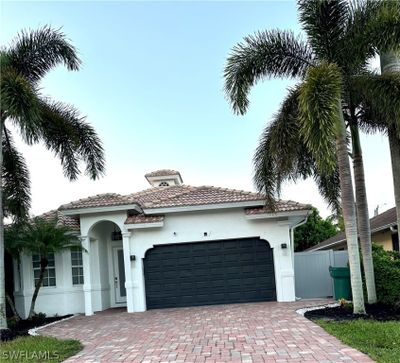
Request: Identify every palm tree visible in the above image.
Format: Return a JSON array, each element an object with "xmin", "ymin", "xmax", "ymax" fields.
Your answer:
[
  {"xmin": 380, "ymin": 52, "xmax": 400, "ymax": 247},
  {"xmin": 253, "ymin": 82, "xmax": 378, "ymax": 303},
  {"xmin": 224, "ymin": 0, "xmax": 399, "ymax": 313},
  {"xmin": 253, "ymin": 87, "xmax": 341, "ymax": 215},
  {"xmin": 351, "ymin": 51, "xmax": 400, "ymax": 247},
  {"xmin": 6, "ymin": 217, "xmax": 82, "ymax": 319},
  {"xmin": 0, "ymin": 27, "xmax": 105, "ymax": 329}
]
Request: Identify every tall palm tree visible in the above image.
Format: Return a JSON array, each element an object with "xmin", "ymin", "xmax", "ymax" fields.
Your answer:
[
  {"xmin": 253, "ymin": 82, "xmax": 379, "ymax": 303},
  {"xmin": 224, "ymin": 0, "xmax": 399, "ymax": 313},
  {"xmin": 0, "ymin": 27, "xmax": 105, "ymax": 330},
  {"xmin": 380, "ymin": 52, "xmax": 400, "ymax": 247},
  {"xmin": 253, "ymin": 87, "xmax": 341, "ymax": 214},
  {"xmin": 5, "ymin": 217, "xmax": 82, "ymax": 318}
]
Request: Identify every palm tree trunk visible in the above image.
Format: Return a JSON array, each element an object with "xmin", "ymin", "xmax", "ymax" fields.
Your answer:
[
  {"xmin": 381, "ymin": 52, "xmax": 400, "ymax": 248},
  {"xmin": 351, "ymin": 122, "xmax": 377, "ymax": 304},
  {"xmin": 28, "ymin": 257, "xmax": 47, "ymax": 319},
  {"xmin": 0, "ymin": 117, "xmax": 7, "ymax": 329},
  {"xmin": 388, "ymin": 126, "xmax": 400, "ymax": 246},
  {"xmin": 6, "ymin": 293, "xmax": 20, "ymax": 321},
  {"xmin": 336, "ymin": 104, "xmax": 366, "ymax": 314}
]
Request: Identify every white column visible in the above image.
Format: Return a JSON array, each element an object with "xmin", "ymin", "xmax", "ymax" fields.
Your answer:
[
  {"xmin": 81, "ymin": 235, "xmax": 93, "ymax": 316},
  {"xmin": 133, "ymin": 257, "xmax": 147, "ymax": 312},
  {"xmin": 122, "ymin": 231, "xmax": 134, "ymax": 313},
  {"xmin": 264, "ymin": 228, "xmax": 295, "ymax": 302}
]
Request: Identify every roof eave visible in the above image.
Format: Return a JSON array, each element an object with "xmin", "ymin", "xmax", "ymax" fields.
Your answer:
[
  {"xmin": 142, "ymin": 200, "xmax": 266, "ymax": 214},
  {"xmin": 125, "ymin": 221, "xmax": 164, "ymax": 230},
  {"xmin": 61, "ymin": 203, "xmax": 142, "ymax": 216},
  {"xmin": 308, "ymin": 220, "xmax": 398, "ymax": 252},
  {"xmin": 245, "ymin": 209, "xmax": 311, "ymax": 221}
]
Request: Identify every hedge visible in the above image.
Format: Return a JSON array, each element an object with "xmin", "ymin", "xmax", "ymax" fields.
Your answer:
[{"xmin": 371, "ymin": 244, "xmax": 400, "ymax": 306}]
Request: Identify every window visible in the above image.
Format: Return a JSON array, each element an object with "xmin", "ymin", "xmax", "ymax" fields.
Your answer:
[
  {"xmin": 32, "ymin": 253, "xmax": 56, "ymax": 287},
  {"xmin": 159, "ymin": 181, "xmax": 169, "ymax": 187},
  {"xmin": 71, "ymin": 247, "xmax": 84, "ymax": 285}
]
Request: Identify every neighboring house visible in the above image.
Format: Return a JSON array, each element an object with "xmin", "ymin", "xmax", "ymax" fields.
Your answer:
[
  {"xmin": 306, "ymin": 207, "xmax": 399, "ymax": 252},
  {"xmin": 13, "ymin": 170, "xmax": 310, "ymax": 319}
]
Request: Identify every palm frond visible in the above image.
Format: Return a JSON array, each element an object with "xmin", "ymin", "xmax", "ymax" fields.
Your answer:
[
  {"xmin": 297, "ymin": 0, "xmax": 349, "ymax": 61},
  {"xmin": 224, "ymin": 29, "xmax": 314, "ymax": 115},
  {"xmin": 0, "ymin": 66, "xmax": 41, "ymax": 143},
  {"xmin": 2, "ymin": 127, "xmax": 31, "ymax": 222},
  {"xmin": 337, "ymin": 0, "xmax": 381, "ymax": 74},
  {"xmin": 37, "ymin": 99, "xmax": 105, "ymax": 180},
  {"xmin": 11, "ymin": 216, "xmax": 81, "ymax": 256},
  {"xmin": 7, "ymin": 26, "xmax": 81, "ymax": 83},
  {"xmin": 352, "ymin": 71, "xmax": 400, "ymax": 129},
  {"xmin": 254, "ymin": 86, "xmax": 340, "ymax": 213},
  {"xmin": 313, "ymin": 164, "xmax": 341, "ymax": 213},
  {"xmin": 365, "ymin": 0, "xmax": 400, "ymax": 54},
  {"xmin": 298, "ymin": 61, "xmax": 342, "ymax": 175},
  {"xmin": 253, "ymin": 87, "xmax": 314, "ymax": 209}
]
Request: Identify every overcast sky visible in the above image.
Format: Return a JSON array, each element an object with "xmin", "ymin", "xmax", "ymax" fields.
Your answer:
[{"xmin": 1, "ymin": 0, "xmax": 395, "ymax": 218}]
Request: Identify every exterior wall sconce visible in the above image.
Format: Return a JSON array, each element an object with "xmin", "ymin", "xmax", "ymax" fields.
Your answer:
[
  {"xmin": 204, "ymin": 232, "xmax": 208, "ymax": 237},
  {"xmin": 130, "ymin": 255, "xmax": 136, "ymax": 261},
  {"xmin": 281, "ymin": 243, "xmax": 287, "ymax": 249}
]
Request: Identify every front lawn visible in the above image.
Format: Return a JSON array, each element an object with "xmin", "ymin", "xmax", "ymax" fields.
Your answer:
[
  {"xmin": 0, "ymin": 336, "xmax": 82, "ymax": 363},
  {"xmin": 318, "ymin": 319, "xmax": 400, "ymax": 363}
]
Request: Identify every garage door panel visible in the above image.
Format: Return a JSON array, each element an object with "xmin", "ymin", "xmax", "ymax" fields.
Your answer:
[{"xmin": 144, "ymin": 238, "xmax": 276, "ymax": 309}]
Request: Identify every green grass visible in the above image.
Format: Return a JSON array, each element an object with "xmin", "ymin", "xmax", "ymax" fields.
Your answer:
[
  {"xmin": 317, "ymin": 319, "xmax": 400, "ymax": 363},
  {"xmin": 0, "ymin": 336, "xmax": 83, "ymax": 362}
]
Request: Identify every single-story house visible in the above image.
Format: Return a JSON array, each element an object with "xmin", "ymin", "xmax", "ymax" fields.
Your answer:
[
  {"xmin": 13, "ymin": 170, "xmax": 311, "ymax": 319},
  {"xmin": 306, "ymin": 207, "xmax": 399, "ymax": 252}
]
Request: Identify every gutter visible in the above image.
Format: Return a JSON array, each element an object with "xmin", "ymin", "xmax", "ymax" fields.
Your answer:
[
  {"xmin": 290, "ymin": 211, "xmax": 310, "ymax": 301},
  {"xmin": 290, "ymin": 211, "xmax": 311, "ymax": 269}
]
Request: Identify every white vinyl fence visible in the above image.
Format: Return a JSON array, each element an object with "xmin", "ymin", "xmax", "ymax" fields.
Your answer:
[{"xmin": 294, "ymin": 250, "xmax": 349, "ymax": 299}]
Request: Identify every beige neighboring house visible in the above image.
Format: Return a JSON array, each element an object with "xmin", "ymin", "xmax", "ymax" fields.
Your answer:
[{"xmin": 306, "ymin": 207, "xmax": 399, "ymax": 252}]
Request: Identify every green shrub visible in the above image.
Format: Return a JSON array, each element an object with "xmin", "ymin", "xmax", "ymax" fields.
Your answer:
[{"xmin": 371, "ymin": 244, "xmax": 400, "ymax": 306}]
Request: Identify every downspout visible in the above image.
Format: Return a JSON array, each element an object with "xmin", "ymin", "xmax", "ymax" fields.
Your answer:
[{"xmin": 290, "ymin": 211, "xmax": 311, "ymax": 300}]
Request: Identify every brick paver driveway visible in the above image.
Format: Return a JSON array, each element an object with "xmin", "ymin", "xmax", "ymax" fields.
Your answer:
[{"xmin": 40, "ymin": 300, "xmax": 373, "ymax": 363}]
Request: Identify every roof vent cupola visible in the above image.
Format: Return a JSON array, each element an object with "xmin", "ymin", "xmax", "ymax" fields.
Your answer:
[{"xmin": 145, "ymin": 169, "xmax": 183, "ymax": 187}]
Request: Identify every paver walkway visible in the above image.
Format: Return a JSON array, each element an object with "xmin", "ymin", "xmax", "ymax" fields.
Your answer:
[{"xmin": 40, "ymin": 300, "xmax": 374, "ymax": 363}]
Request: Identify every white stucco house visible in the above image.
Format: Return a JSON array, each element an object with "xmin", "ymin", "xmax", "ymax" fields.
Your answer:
[{"xmin": 13, "ymin": 170, "xmax": 311, "ymax": 319}]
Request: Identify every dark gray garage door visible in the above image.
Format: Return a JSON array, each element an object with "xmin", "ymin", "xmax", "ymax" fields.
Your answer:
[{"xmin": 144, "ymin": 237, "xmax": 276, "ymax": 309}]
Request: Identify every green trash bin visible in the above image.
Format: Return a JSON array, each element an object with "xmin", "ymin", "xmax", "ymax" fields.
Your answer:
[{"xmin": 329, "ymin": 266, "xmax": 352, "ymax": 300}]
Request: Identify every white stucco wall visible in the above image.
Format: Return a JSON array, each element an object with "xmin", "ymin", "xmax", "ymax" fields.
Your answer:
[
  {"xmin": 129, "ymin": 209, "xmax": 296, "ymax": 312},
  {"xmin": 14, "ymin": 250, "xmax": 85, "ymax": 319},
  {"xmin": 14, "ymin": 207, "xmax": 303, "ymax": 317}
]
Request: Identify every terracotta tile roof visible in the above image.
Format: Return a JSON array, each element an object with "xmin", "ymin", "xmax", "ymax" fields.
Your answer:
[
  {"xmin": 37, "ymin": 210, "xmax": 80, "ymax": 232},
  {"xmin": 59, "ymin": 185, "xmax": 309, "ymax": 213},
  {"xmin": 306, "ymin": 207, "xmax": 398, "ymax": 251},
  {"xmin": 135, "ymin": 186, "xmax": 264, "ymax": 209},
  {"xmin": 125, "ymin": 215, "xmax": 164, "ymax": 225},
  {"xmin": 59, "ymin": 193, "xmax": 135, "ymax": 210},
  {"xmin": 245, "ymin": 201, "xmax": 311, "ymax": 215},
  {"xmin": 145, "ymin": 169, "xmax": 181, "ymax": 177}
]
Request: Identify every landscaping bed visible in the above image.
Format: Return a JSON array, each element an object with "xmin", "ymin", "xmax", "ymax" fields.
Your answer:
[
  {"xmin": 1, "ymin": 314, "xmax": 72, "ymax": 342},
  {"xmin": 305, "ymin": 303, "xmax": 400, "ymax": 363},
  {"xmin": 305, "ymin": 303, "xmax": 400, "ymax": 321}
]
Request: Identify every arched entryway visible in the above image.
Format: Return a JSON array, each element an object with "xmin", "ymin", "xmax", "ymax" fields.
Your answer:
[
  {"xmin": 143, "ymin": 237, "xmax": 276, "ymax": 309},
  {"xmin": 86, "ymin": 220, "xmax": 126, "ymax": 312}
]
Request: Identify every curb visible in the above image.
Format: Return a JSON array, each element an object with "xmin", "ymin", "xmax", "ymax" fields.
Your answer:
[
  {"xmin": 28, "ymin": 314, "xmax": 79, "ymax": 336},
  {"xmin": 296, "ymin": 303, "xmax": 339, "ymax": 316}
]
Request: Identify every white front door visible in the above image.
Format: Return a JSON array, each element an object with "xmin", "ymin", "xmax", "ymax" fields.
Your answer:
[{"xmin": 113, "ymin": 247, "xmax": 126, "ymax": 303}]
